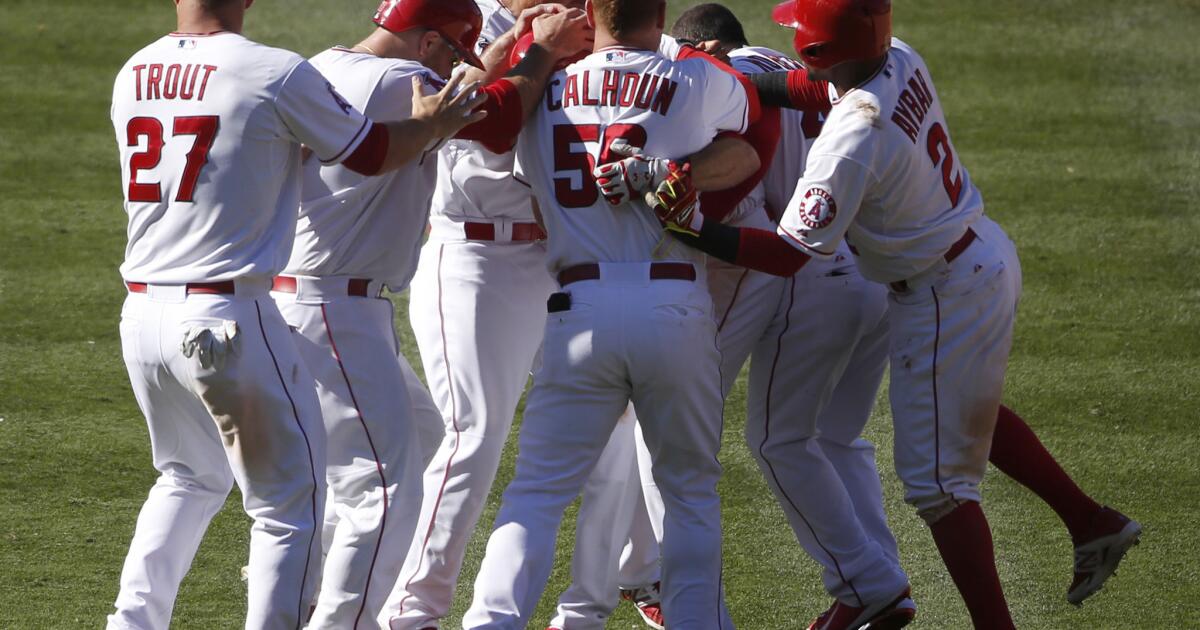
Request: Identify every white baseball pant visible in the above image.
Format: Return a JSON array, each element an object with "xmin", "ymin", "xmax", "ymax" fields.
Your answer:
[
  {"xmin": 547, "ymin": 405, "xmax": 645, "ymax": 629},
  {"xmin": 273, "ymin": 279, "xmax": 429, "ymax": 629},
  {"xmin": 384, "ymin": 231, "xmax": 558, "ymax": 628},
  {"xmin": 554, "ymin": 212, "xmax": 907, "ymax": 618},
  {"xmin": 108, "ymin": 283, "xmax": 325, "ymax": 630},
  {"xmin": 886, "ymin": 217, "xmax": 1021, "ymax": 524},
  {"xmin": 464, "ymin": 263, "xmax": 733, "ymax": 630},
  {"xmin": 745, "ymin": 265, "xmax": 908, "ymax": 605}
]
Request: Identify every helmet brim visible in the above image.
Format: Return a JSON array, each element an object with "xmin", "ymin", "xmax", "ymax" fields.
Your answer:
[
  {"xmin": 772, "ymin": 0, "xmax": 801, "ymax": 28},
  {"xmin": 442, "ymin": 31, "xmax": 485, "ymax": 70}
]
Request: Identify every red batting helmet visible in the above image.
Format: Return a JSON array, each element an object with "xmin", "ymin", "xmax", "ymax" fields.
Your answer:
[
  {"xmin": 373, "ymin": 0, "xmax": 485, "ymax": 69},
  {"xmin": 508, "ymin": 32, "xmax": 588, "ymax": 72},
  {"xmin": 771, "ymin": 0, "xmax": 891, "ymax": 70}
]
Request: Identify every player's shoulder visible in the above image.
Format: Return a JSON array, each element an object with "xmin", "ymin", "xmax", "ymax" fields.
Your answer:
[
  {"xmin": 314, "ymin": 48, "xmax": 435, "ymax": 82},
  {"xmin": 830, "ymin": 89, "xmax": 885, "ymax": 131},
  {"xmin": 815, "ymin": 88, "xmax": 888, "ymax": 160},
  {"xmin": 888, "ymin": 38, "xmax": 921, "ymax": 61},
  {"xmin": 729, "ymin": 46, "xmax": 803, "ymax": 75},
  {"xmin": 476, "ymin": 0, "xmax": 515, "ymax": 46},
  {"xmin": 228, "ymin": 34, "xmax": 307, "ymax": 74}
]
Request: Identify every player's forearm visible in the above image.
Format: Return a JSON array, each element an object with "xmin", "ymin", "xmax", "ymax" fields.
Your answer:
[
  {"xmin": 377, "ymin": 119, "xmax": 439, "ymax": 172},
  {"xmin": 504, "ymin": 43, "xmax": 560, "ymax": 120},
  {"xmin": 673, "ymin": 219, "xmax": 810, "ymax": 277},
  {"xmin": 463, "ymin": 30, "xmax": 521, "ymax": 85},
  {"xmin": 687, "ymin": 138, "xmax": 760, "ymax": 192},
  {"xmin": 341, "ymin": 120, "xmax": 442, "ymax": 176}
]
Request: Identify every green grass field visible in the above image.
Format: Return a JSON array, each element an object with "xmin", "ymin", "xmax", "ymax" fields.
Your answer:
[{"xmin": 1, "ymin": 0, "xmax": 1198, "ymax": 627}]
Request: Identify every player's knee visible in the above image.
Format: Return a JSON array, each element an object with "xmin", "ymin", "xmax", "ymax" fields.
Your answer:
[
  {"xmin": 157, "ymin": 468, "xmax": 234, "ymax": 498},
  {"xmin": 750, "ymin": 432, "xmax": 819, "ymax": 466}
]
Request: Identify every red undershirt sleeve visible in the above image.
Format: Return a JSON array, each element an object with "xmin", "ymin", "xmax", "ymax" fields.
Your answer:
[
  {"xmin": 455, "ymin": 78, "xmax": 524, "ymax": 154},
  {"xmin": 787, "ymin": 70, "xmax": 832, "ymax": 110},
  {"xmin": 342, "ymin": 122, "xmax": 389, "ymax": 176},
  {"xmin": 735, "ymin": 227, "xmax": 811, "ymax": 276},
  {"xmin": 699, "ymin": 105, "xmax": 782, "ymax": 222}
]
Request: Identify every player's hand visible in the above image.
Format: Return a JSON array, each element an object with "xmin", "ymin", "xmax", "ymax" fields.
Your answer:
[
  {"xmin": 532, "ymin": 7, "xmax": 593, "ymax": 62},
  {"xmin": 411, "ymin": 73, "xmax": 489, "ymax": 140},
  {"xmin": 646, "ymin": 162, "xmax": 703, "ymax": 237},
  {"xmin": 512, "ymin": 3, "xmax": 567, "ymax": 39},
  {"xmin": 593, "ymin": 140, "xmax": 672, "ymax": 206}
]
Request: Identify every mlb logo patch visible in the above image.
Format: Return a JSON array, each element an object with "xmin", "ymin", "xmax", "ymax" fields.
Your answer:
[
  {"xmin": 606, "ymin": 50, "xmax": 628, "ymax": 62},
  {"xmin": 177, "ymin": 39, "xmax": 197, "ymax": 50}
]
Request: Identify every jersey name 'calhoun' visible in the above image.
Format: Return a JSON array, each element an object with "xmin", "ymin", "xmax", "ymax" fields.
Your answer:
[{"xmin": 547, "ymin": 70, "xmax": 680, "ymax": 116}]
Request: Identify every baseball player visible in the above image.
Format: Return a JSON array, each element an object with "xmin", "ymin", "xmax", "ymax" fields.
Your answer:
[
  {"xmin": 460, "ymin": 0, "xmax": 763, "ymax": 626},
  {"xmin": 489, "ymin": 30, "xmax": 771, "ymax": 630},
  {"xmin": 555, "ymin": 11, "xmax": 915, "ymax": 628},
  {"xmin": 105, "ymin": 0, "xmax": 502, "ymax": 627},
  {"xmin": 268, "ymin": 1, "xmax": 592, "ymax": 627},
  {"xmin": 384, "ymin": 1, "xmax": 616, "ymax": 628},
  {"xmin": 649, "ymin": 0, "xmax": 1142, "ymax": 627}
]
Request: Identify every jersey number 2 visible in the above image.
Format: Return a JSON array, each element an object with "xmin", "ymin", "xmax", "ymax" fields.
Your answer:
[
  {"xmin": 126, "ymin": 116, "xmax": 220, "ymax": 203},
  {"xmin": 926, "ymin": 122, "xmax": 962, "ymax": 207},
  {"xmin": 553, "ymin": 123, "xmax": 648, "ymax": 208}
]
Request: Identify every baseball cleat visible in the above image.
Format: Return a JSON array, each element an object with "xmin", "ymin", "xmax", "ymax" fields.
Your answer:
[
  {"xmin": 807, "ymin": 587, "xmax": 915, "ymax": 630},
  {"xmin": 620, "ymin": 582, "xmax": 665, "ymax": 630},
  {"xmin": 1067, "ymin": 507, "xmax": 1142, "ymax": 606}
]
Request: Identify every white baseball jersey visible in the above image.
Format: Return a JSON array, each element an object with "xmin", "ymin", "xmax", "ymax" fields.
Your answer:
[
  {"xmin": 514, "ymin": 46, "xmax": 752, "ymax": 271},
  {"xmin": 285, "ymin": 49, "xmax": 442, "ymax": 290},
  {"xmin": 777, "ymin": 38, "xmax": 984, "ymax": 283},
  {"xmin": 729, "ymin": 46, "xmax": 821, "ymax": 219},
  {"xmin": 730, "ymin": 46, "xmax": 853, "ymax": 269},
  {"xmin": 113, "ymin": 32, "xmax": 370, "ymax": 284},
  {"xmin": 430, "ymin": 0, "xmax": 531, "ymax": 222}
]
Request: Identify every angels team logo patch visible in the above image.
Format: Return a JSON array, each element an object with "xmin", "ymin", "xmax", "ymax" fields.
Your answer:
[
  {"xmin": 800, "ymin": 187, "xmax": 837, "ymax": 229},
  {"xmin": 325, "ymin": 82, "xmax": 352, "ymax": 115}
]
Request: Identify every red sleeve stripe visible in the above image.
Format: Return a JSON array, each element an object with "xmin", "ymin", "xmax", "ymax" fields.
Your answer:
[{"xmin": 778, "ymin": 225, "xmax": 837, "ymax": 257}]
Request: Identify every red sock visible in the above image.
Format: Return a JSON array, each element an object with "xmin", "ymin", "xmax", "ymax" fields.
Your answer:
[
  {"xmin": 989, "ymin": 405, "xmax": 1102, "ymax": 543},
  {"xmin": 929, "ymin": 502, "xmax": 1014, "ymax": 630}
]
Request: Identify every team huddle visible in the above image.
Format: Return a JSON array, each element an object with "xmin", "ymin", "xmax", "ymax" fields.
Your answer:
[{"xmin": 106, "ymin": 0, "xmax": 1141, "ymax": 629}]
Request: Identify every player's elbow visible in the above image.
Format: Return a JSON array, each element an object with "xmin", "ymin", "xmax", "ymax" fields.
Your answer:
[
  {"xmin": 770, "ymin": 253, "xmax": 808, "ymax": 277},
  {"xmin": 694, "ymin": 138, "xmax": 760, "ymax": 192}
]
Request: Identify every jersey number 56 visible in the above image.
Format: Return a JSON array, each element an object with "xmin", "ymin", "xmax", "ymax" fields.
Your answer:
[{"xmin": 553, "ymin": 123, "xmax": 647, "ymax": 208}]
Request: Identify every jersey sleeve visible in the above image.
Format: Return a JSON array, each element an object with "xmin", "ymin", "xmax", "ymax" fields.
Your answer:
[
  {"xmin": 363, "ymin": 65, "xmax": 435, "ymax": 123},
  {"xmin": 679, "ymin": 51, "xmax": 759, "ymax": 134},
  {"xmin": 274, "ymin": 60, "xmax": 372, "ymax": 165},
  {"xmin": 699, "ymin": 106, "xmax": 781, "ymax": 223},
  {"xmin": 777, "ymin": 151, "xmax": 875, "ymax": 258}
]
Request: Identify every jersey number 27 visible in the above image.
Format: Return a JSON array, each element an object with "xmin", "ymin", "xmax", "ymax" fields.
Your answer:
[{"xmin": 126, "ymin": 116, "xmax": 220, "ymax": 203}]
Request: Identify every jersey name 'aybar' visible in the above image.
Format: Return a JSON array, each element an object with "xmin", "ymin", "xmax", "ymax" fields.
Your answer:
[
  {"xmin": 547, "ymin": 70, "xmax": 679, "ymax": 116},
  {"xmin": 890, "ymin": 67, "xmax": 934, "ymax": 144}
]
